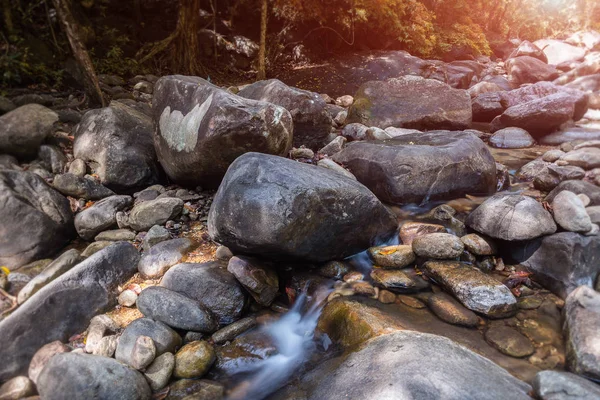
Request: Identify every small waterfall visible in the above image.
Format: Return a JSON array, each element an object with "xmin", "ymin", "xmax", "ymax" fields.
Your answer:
[{"xmin": 226, "ymin": 285, "xmax": 332, "ymax": 400}]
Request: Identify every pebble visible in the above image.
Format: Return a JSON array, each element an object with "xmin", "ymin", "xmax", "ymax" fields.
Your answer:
[
  {"xmin": 485, "ymin": 325, "xmax": 535, "ymax": 358},
  {"xmin": 427, "ymin": 292, "xmax": 479, "ymax": 327},
  {"xmin": 399, "ymin": 222, "xmax": 446, "ymax": 245},
  {"xmin": 93, "ymin": 335, "xmax": 118, "ymax": 358},
  {"xmin": 118, "ymin": 290, "xmax": 138, "ymax": 307},
  {"xmin": 215, "ymin": 245, "xmax": 233, "ymax": 261},
  {"xmin": 290, "ymin": 147, "xmax": 315, "ymax": 159},
  {"xmin": 174, "ymin": 341, "xmax": 216, "ymax": 379},
  {"xmin": 211, "ymin": 317, "xmax": 257, "ymax": 345},
  {"xmin": 166, "ymin": 379, "xmax": 224, "ymax": 400},
  {"xmin": 542, "ymin": 149, "xmax": 565, "ymax": 162},
  {"xmin": 94, "ymin": 229, "xmax": 136, "ymax": 241},
  {"xmin": 144, "ymin": 352, "xmax": 175, "ymax": 391},
  {"xmin": 552, "ymin": 190, "xmax": 593, "ymax": 233},
  {"xmin": 367, "ymin": 245, "xmax": 415, "ymax": 269},
  {"xmin": 378, "ymin": 290, "xmax": 396, "ymax": 304},
  {"xmin": 28, "ymin": 341, "xmax": 70, "ymax": 384},
  {"xmin": 317, "ymin": 260, "xmax": 351, "ymax": 280},
  {"xmin": 142, "ymin": 225, "xmax": 171, "ymax": 251},
  {"xmin": 412, "ymin": 233, "xmax": 464, "ymax": 259},
  {"xmin": 85, "ymin": 315, "xmax": 118, "ymax": 354},
  {"xmin": 370, "ymin": 269, "xmax": 417, "ymax": 293},
  {"xmin": 68, "ymin": 159, "xmax": 87, "ymax": 177},
  {"xmin": 130, "ymin": 335, "xmax": 156, "ymax": 370},
  {"xmin": 460, "ymin": 234, "xmax": 496, "ymax": 256},
  {"xmin": 0, "ymin": 376, "xmax": 36, "ymax": 400},
  {"xmin": 397, "ymin": 295, "xmax": 426, "ymax": 309},
  {"xmin": 81, "ymin": 241, "xmax": 113, "ymax": 258}
]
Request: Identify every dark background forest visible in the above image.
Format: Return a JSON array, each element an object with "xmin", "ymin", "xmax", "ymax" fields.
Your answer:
[{"xmin": 1, "ymin": 0, "xmax": 599, "ymax": 92}]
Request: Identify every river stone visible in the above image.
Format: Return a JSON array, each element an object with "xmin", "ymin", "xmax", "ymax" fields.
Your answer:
[
  {"xmin": 238, "ymin": 79, "xmax": 332, "ymax": 150},
  {"xmin": 508, "ymin": 40, "xmax": 548, "ymax": 63},
  {"xmin": 332, "ymin": 131, "xmax": 496, "ymax": 205},
  {"xmin": 466, "ymin": 194, "xmax": 557, "ymax": 241},
  {"xmin": 0, "ymin": 376, "xmax": 36, "ymax": 400},
  {"xmin": 533, "ymin": 370, "xmax": 600, "ymax": 400},
  {"xmin": 560, "ymin": 147, "xmax": 600, "ymax": 169},
  {"xmin": 516, "ymin": 232, "xmax": 600, "ymax": 299},
  {"xmin": 38, "ymin": 144, "xmax": 67, "ymax": 174},
  {"xmin": 505, "ymin": 56, "xmax": 558, "ymax": 86},
  {"xmin": 129, "ymin": 335, "xmax": 156, "ymax": 370},
  {"xmin": 370, "ymin": 269, "xmax": 418, "ymax": 293},
  {"xmin": 37, "ymin": 353, "xmax": 151, "ymax": 400},
  {"xmin": 95, "ymin": 229, "xmax": 136, "ymax": 241},
  {"xmin": 552, "ymin": 191, "xmax": 593, "ymax": 233},
  {"xmin": 152, "ymin": 75, "xmax": 292, "ymax": 188},
  {"xmin": 399, "ymin": 222, "xmax": 446, "ymax": 245},
  {"xmin": 137, "ymin": 286, "xmax": 217, "ymax": 332},
  {"xmin": 427, "ymin": 292, "xmax": 479, "ymax": 327},
  {"xmin": 161, "ymin": 262, "xmax": 247, "ymax": 325},
  {"xmin": 367, "ymin": 245, "xmax": 415, "ymax": 269},
  {"xmin": 541, "ymin": 126, "xmax": 600, "ymax": 145},
  {"xmin": 115, "ymin": 318, "xmax": 182, "ymax": 367},
  {"xmin": 0, "ymin": 242, "xmax": 140, "ymax": 381},
  {"xmin": 52, "ymin": 173, "xmax": 115, "ymax": 200},
  {"xmin": 142, "ymin": 225, "xmax": 171, "ymax": 251},
  {"xmin": 227, "ymin": 256, "xmax": 279, "ymax": 306},
  {"xmin": 546, "ymin": 180, "xmax": 600, "ymax": 206},
  {"xmin": 484, "ymin": 325, "xmax": 535, "ymax": 358},
  {"xmin": 138, "ymin": 238, "xmax": 194, "ymax": 279},
  {"xmin": 422, "ymin": 261, "xmax": 517, "ymax": 318},
  {"xmin": 68, "ymin": 159, "xmax": 87, "ymax": 177},
  {"xmin": 491, "ymin": 92, "xmax": 588, "ymax": 138},
  {"xmin": 347, "ymin": 76, "xmax": 472, "ymax": 130},
  {"xmin": 166, "ymin": 379, "xmax": 224, "ymax": 400},
  {"xmin": 74, "ymin": 195, "xmax": 133, "ymax": 240},
  {"xmin": 74, "ymin": 101, "xmax": 160, "ymax": 192},
  {"xmin": 0, "ymin": 170, "xmax": 74, "ymax": 269},
  {"xmin": 173, "ymin": 341, "xmax": 216, "ymax": 379},
  {"xmin": 144, "ymin": 352, "xmax": 175, "ymax": 391},
  {"xmin": 17, "ymin": 249, "xmax": 81, "ymax": 305},
  {"xmin": 84, "ymin": 314, "xmax": 119, "ymax": 354},
  {"xmin": 564, "ymin": 286, "xmax": 600, "ymax": 380},
  {"xmin": 302, "ymin": 331, "xmax": 531, "ymax": 400},
  {"xmin": 94, "ymin": 335, "xmax": 118, "ymax": 357},
  {"xmin": 587, "ymin": 206, "xmax": 600, "ymax": 224},
  {"xmin": 128, "ymin": 197, "xmax": 184, "ymax": 231},
  {"xmin": 28, "ymin": 341, "xmax": 70, "ymax": 384},
  {"xmin": 534, "ymin": 39, "xmax": 587, "ymax": 66},
  {"xmin": 543, "ymin": 149, "xmax": 566, "ymax": 162},
  {"xmin": 489, "ymin": 127, "xmax": 535, "ymax": 149},
  {"xmin": 412, "ymin": 233, "xmax": 464, "ymax": 259},
  {"xmin": 208, "ymin": 153, "xmax": 398, "ymax": 262},
  {"xmin": 460, "ymin": 234, "xmax": 496, "ymax": 256},
  {"xmin": 0, "ymin": 104, "xmax": 58, "ymax": 158}
]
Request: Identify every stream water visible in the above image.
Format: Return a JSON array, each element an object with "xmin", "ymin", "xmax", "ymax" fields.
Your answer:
[{"xmin": 226, "ymin": 285, "xmax": 332, "ymax": 400}]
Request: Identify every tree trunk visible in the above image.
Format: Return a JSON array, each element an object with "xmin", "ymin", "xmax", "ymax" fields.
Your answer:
[
  {"xmin": 51, "ymin": 0, "xmax": 105, "ymax": 106},
  {"xmin": 2, "ymin": 0, "xmax": 14, "ymax": 36},
  {"xmin": 257, "ymin": 0, "xmax": 267, "ymax": 81}
]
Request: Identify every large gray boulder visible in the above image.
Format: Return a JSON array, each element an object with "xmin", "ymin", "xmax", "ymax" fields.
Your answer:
[
  {"xmin": 564, "ymin": 286, "xmax": 600, "ymax": 380},
  {"xmin": 74, "ymin": 101, "xmax": 160, "ymax": 192},
  {"xmin": 0, "ymin": 104, "xmax": 58, "ymax": 158},
  {"xmin": 297, "ymin": 331, "xmax": 531, "ymax": 400},
  {"xmin": 161, "ymin": 262, "xmax": 247, "ymax": 326},
  {"xmin": 332, "ymin": 131, "xmax": 496, "ymax": 205},
  {"xmin": 505, "ymin": 56, "xmax": 559, "ymax": 86},
  {"xmin": 238, "ymin": 79, "xmax": 332, "ymax": 150},
  {"xmin": 37, "ymin": 353, "xmax": 151, "ymax": 400},
  {"xmin": 346, "ymin": 76, "xmax": 472, "ymax": 130},
  {"xmin": 0, "ymin": 170, "xmax": 73, "ymax": 269},
  {"xmin": 0, "ymin": 242, "xmax": 140, "ymax": 381},
  {"xmin": 208, "ymin": 152, "xmax": 398, "ymax": 262},
  {"xmin": 491, "ymin": 92, "xmax": 588, "ymax": 138},
  {"xmin": 516, "ymin": 233, "xmax": 600, "ymax": 299},
  {"xmin": 466, "ymin": 194, "xmax": 557, "ymax": 241},
  {"xmin": 152, "ymin": 75, "xmax": 293, "ymax": 188}
]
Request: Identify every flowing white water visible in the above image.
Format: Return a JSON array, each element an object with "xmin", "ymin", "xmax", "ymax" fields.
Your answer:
[{"xmin": 226, "ymin": 285, "xmax": 332, "ymax": 400}]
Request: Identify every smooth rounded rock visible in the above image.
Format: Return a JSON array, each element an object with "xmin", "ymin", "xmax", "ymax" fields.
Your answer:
[
  {"xmin": 460, "ymin": 234, "xmax": 497, "ymax": 256},
  {"xmin": 144, "ymin": 352, "xmax": 175, "ymax": 391},
  {"xmin": 226, "ymin": 256, "xmax": 279, "ymax": 306},
  {"xmin": 37, "ymin": 353, "xmax": 151, "ymax": 400},
  {"xmin": 137, "ymin": 286, "xmax": 217, "ymax": 333},
  {"xmin": 552, "ymin": 190, "xmax": 593, "ymax": 233},
  {"xmin": 466, "ymin": 194, "xmax": 557, "ymax": 241},
  {"xmin": 0, "ymin": 376, "xmax": 36, "ymax": 400},
  {"xmin": 427, "ymin": 292, "xmax": 479, "ymax": 327},
  {"xmin": 399, "ymin": 222, "xmax": 446, "ymax": 245},
  {"xmin": 533, "ymin": 370, "xmax": 600, "ymax": 400},
  {"xmin": 367, "ymin": 245, "xmax": 415, "ymax": 269},
  {"xmin": 128, "ymin": 198, "xmax": 184, "ymax": 232},
  {"xmin": 173, "ymin": 341, "xmax": 216, "ymax": 379},
  {"xmin": 489, "ymin": 127, "xmax": 535, "ymax": 149},
  {"xmin": 485, "ymin": 325, "xmax": 535, "ymax": 358},
  {"xmin": 28, "ymin": 341, "xmax": 70, "ymax": 384},
  {"xmin": 137, "ymin": 238, "xmax": 194, "ymax": 279},
  {"xmin": 412, "ymin": 233, "xmax": 464, "ymax": 259}
]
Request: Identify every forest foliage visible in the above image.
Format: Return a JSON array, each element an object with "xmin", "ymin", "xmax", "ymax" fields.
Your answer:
[{"xmin": 1, "ymin": 0, "xmax": 599, "ymax": 88}]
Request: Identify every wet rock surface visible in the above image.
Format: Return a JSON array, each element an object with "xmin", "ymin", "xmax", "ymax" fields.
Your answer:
[
  {"xmin": 332, "ymin": 131, "xmax": 497, "ymax": 204},
  {"xmin": 208, "ymin": 152, "xmax": 398, "ymax": 262}
]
